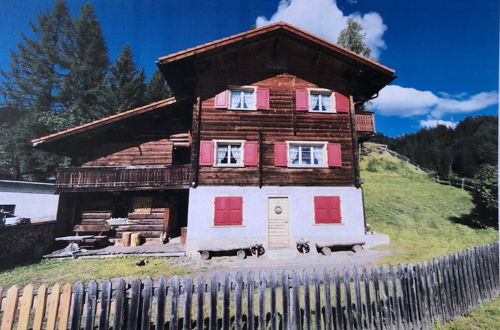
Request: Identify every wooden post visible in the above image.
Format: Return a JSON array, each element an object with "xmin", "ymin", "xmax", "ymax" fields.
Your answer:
[
  {"xmin": 131, "ymin": 233, "xmax": 142, "ymax": 247},
  {"xmin": 142, "ymin": 277, "xmax": 154, "ymax": 330},
  {"xmin": 258, "ymin": 272, "xmax": 266, "ymax": 330},
  {"xmin": 127, "ymin": 278, "xmax": 141, "ymax": 330},
  {"xmin": 281, "ymin": 270, "xmax": 289, "ymax": 330},
  {"xmin": 323, "ymin": 269, "xmax": 333, "ymax": 330},
  {"xmin": 170, "ymin": 276, "xmax": 180, "ymax": 330},
  {"xmin": 209, "ymin": 274, "xmax": 218, "ymax": 330},
  {"xmin": 312, "ymin": 270, "xmax": 321, "ymax": 330},
  {"xmin": 247, "ymin": 272, "xmax": 255, "ymax": 330},
  {"xmin": 270, "ymin": 272, "xmax": 278, "ymax": 330},
  {"xmin": 99, "ymin": 280, "xmax": 112, "ymax": 330},
  {"xmin": 303, "ymin": 270, "xmax": 311, "ymax": 330},
  {"xmin": 234, "ymin": 273, "xmax": 243, "ymax": 330},
  {"xmin": 190, "ymin": 96, "xmax": 202, "ymax": 188},
  {"xmin": 122, "ymin": 232, "xmax": 131, "ymax": 247},
  {"xmin": 112, "ymin": 280, "xmax": 126, "ymax": 330},
  {"xmin": 222, "ymin": 274, "xmax": 231, "ymax": 330},
  {"xmin": 258, "ymin": 130, "xmax": 263, "ymax": 188},
  {"xmin": 183, "ymin": 276, "xmax": 193, "ymax": 330}
]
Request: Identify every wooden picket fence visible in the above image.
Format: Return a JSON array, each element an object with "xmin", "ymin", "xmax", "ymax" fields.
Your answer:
[{"xmin": 0, "ymin": 243, "xmax": 498, "ymax": 329}]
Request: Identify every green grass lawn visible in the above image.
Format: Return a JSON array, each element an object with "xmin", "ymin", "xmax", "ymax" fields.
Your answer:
[
  {"xmin": 435, "ymin": 297, "xmax": 500, "ymax": 330},
  {"xmin": 0, "ymin": 257, "xmax": 191, "ymax": 287},
  {"xmin": 361, "ymin": 147, "xmax": 498, "ymax": 265}
]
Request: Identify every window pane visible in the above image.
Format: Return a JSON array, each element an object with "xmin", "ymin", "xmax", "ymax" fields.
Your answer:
[
  {"xmin": 289, "ymin": 145, "xmax": 299, "ymax": 165},
  {"xmin": 243, "ymin": 91, "xmax": 254, "ymax": 109},
  {"xmin": 313, "ymin": 145, "xmax": 323, "ymax": 165},
  {"xmin": 310, "ymin": 93, "xmax": 320, "ymax": 111},
  {"xmin": 321, "ymin": 95, "xmax": 331, "ymax": 112},
  {"xmin": 230, "ymin": 91, "xmax": 242, "ymax": 109},
  {"xmin": 230, "ymin": 144, "xmax": 241, "ymax": 164},
  {"xmin": 301, "ymin": 146, "xmax": 311, "ymax": 164},
  {"xmin": 217, "ymin": 144, "xmax": 229, "ymax": 164}
]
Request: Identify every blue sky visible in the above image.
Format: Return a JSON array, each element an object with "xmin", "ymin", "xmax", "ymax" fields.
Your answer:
[{"xmin": 0, "ymin": 0, "xmax": 498, "ymax": 136}]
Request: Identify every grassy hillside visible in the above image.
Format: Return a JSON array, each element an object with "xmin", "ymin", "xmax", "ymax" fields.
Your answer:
[{"xmin": 361, "ymin": 145, "xmax": 498, "ymax": 265}]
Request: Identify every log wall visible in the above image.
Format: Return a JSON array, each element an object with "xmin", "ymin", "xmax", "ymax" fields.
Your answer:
[
  {"xmin": 197, "ymin": 74, "xmax": 356, "ymax": 186},
  {"xmin": 83, "ymin": 140, "xmax": 173, "ymax": 167}
]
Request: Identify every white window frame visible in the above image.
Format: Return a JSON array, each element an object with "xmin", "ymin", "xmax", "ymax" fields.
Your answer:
[
  {"xmin": 286, "ymin": 141, "xmax": 328, "ymax": 168},
  {"xmin": 308, "ymin": 88, "xmax": 336, "ymax": 113},
  {"xmin": 213, "ymin": 139, "xmax": 245, "ymax": 167},
  {"xmin": 228, "ymin": 86, "xmax": 257, "ymax": 110}
]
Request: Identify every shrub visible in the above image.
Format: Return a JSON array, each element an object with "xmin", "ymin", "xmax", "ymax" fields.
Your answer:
[{"xmin": 470, "ymin": 164, "xmax": 498, "ymax": 228}]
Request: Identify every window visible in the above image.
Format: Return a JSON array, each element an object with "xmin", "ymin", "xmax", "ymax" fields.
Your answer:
[
  {"xmin": 288, "ymin": 143, "xmax": 326, "ymax": 167},
  {"xmin": 215, "ymin": 141, "xmax": 243, "ymax": 166},
  {"xmin": 309, "ymin": 91, "xmax": 332, "ymax": 112},
  {"xmin": 229, "ymin": 88, "xmax": 256, "ymax": 110},
  {"xmin": 314, "ymin": 196, "xmax": 342, "ymax": 224},
  {"xmin": 214, "ymin": 197, "xmax": 243, "ymax": 226}
]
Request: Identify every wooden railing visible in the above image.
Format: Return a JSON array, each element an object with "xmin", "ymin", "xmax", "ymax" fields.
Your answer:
[
  {"xmin": 356, "ymin": 113, "xmax": 375, "ymax": 132},
  {"xmin": 56, "ymin": 165, "xmax": 191, "ymax": 191},
  {"xmin": 0, "ymin": 243, "xmax": 498, "ymax": 329}
]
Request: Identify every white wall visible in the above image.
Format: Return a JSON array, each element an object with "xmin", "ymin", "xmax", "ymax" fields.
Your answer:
[
  {"xmin": 186, "ymin": 186, "xmax": 365, "ymax": 255},
  {"xmin": 0, "ymin": 187, "xmax": 59, "ymax": 223}
]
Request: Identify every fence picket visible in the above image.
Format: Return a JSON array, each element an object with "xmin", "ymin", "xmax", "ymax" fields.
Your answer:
[
  {"xmin": 370, "ymin": 267, "xmax": 381, "ymax": 330},
  {"xmin": 112, "ymin": 279, "xmax": 126, "ymax": 330},
  {"xmin": 412, "ymin": 264, "xmax": 423, "ymax": 327},
  {"xmin": 58, "ymin": 283, "xmax": 72, "ymax": 330},
  {"xmin": 196, "ymin": 276, "xmax": 205, "ymax": 330},
  {"xmin": 352, "ymin": 267, "xmax": 363, "ymax": 330},
  {"xmin": 344, "ymin": 269, "xmax": 353, "ymax": 330},
  {"xmin": 1, "ymin": 285, "xmax": 19, "ymax": 330},
  {"xmin": 312, "ymin": 270, "xmax": 321, "ymax": 330},
  {"xmin": 142, "ymin": 277, "xmax": 154, "ymax": 330},
  {"xmin": 380, "ymin": 266, "xmax": 391, "ymax": 329},
  {"xmin": 290, "ymin": 272, "xmax": 300, "ymax": 330},
  {"xmin": 333, "ymin": 268, "xmax": 343, "ymax": 329},
  {"xmin": 234, "ymin": 273, "xmax": 242, "ymax": 330},
  {"xmin": 84, "ymin": 280, "xmax": 98, "ymax": 330},
  {"xmin": 303, "ymin": 270, "xmax": 312, "ymax": 330},
  {"xmin": 183, "ymin": 276, "xmax": 193, "ymax": 330},
  {"xmin": 398, "ymin": 264, "xmax": 409, "ymax": 327},
  {"xmin": 258, "ymin": 272, "xmax": 266, "ymax": 330},
  {"xmin": 407, "ymin": 264, "xmax": 419, "ymax": 327},
  {"xmin": 323, "ymin": 269, "xmax": 332, "ymax": 330},
  {"xmin": 247, "ymin": 272, "xmax": 254, "ymax": 330},
  {"xmin": 45, "ymin": 283, "xmax": 61, "ymax": 330},
  {"xmin": 170, "ymin": 276, "xmax": 180, "ymax": 330},
  {"xmin": 389, "ymin": 265, "xmax": 400, "ymax": 330},
  {"xmin": 33, "ymin": 284, "xmax": 47, "ymax": 330},
  {"xmin": 281, "ymin": 270, "xmax": 289, "ymax": 330},
  {"xmin": 127, "ymin": 278, "xmax": 141, "ymax": 330},
  {"xmin": 17, "ymin": 284, "xmax": 34, "ymax": 330},
  {"xmin": 222, "ymin": 274, "xmax": 230, "ymax": 330},
  {"xmin": 98, "ymin": 280, "xmax": 112, "ymax": 330},
  {"xmin": 361, "ymin": 267, "xmax": 371, "ymax": 330},
  {"xmin": 270, "ymin": 272, "xmax": 277, "ymax": 330}
]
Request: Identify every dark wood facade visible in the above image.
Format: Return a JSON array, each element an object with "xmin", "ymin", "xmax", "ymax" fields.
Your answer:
[{"xmin": 196, "ymin": 74, "xmax": 358, "ymax": 187}]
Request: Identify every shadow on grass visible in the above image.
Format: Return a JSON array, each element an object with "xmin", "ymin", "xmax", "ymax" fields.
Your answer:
[{"xmin": 450, "ymin": 210, "xmax": 498, "ymax": 230}]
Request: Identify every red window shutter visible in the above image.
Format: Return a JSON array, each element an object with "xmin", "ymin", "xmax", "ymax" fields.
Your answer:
[
  {"xmin": 256, "ymin": 87, "xmax": 270, "ymax": 110},
  {"xmin": 228, "ymin": 197, "xmax": 243, "ymax": 225},
  {"xmin": 214, "ymin": 90, "xmax": 228, "ymax": 109},
  {"xmin": 274, "ymin": 142, "xmax": 287, "ymax": 167},
  {"xmin": 335, "ymin": 92, "xmax": 349, "ymax": 113},
  {"xmin": 244, "ymin": 141, "xmax": 258, "ymax": 166},
  {"xmin": 314, "ymin": 196, "xmax": 342, "ymax": 224},
  {"xmin": 199, "ymin": 141, "xmax": 214, "ymax": 166},
  {"xmin": 214, "ymin": 197, "xmax": 242, "ymax": 226},
  {"xmin": 214, "ymin": 197, "xmax": 229, "ymax": 226},
  {"xmin": 295, "ymin": 89, "xmax": 309, "ymax": 111},
  {"xmin": 327, "ymin": 143, "xmax": 342, "ymax": 167}
]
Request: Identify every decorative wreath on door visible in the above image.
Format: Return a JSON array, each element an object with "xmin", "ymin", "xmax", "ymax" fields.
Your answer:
[{"xmin": 274, "ymin": 205, "xmax": 283, "ymax": 215}]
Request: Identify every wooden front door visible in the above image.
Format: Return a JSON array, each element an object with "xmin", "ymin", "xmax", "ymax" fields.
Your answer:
[{"xmin": 267, "ymin": 197, "xmax": 290, "ymax": 248}]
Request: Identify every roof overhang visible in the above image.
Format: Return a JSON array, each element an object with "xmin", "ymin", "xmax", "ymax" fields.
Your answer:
[
  {"xmin": 157, "ymin": 22, "xmax": 396, "ymax": 99},
  {"xmin": 32, "ymin": 96, "xmax": 191, "ymax": 156}
]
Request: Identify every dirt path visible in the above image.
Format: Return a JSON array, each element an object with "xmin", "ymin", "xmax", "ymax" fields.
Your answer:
[{"xmin": 185, "ymin": 248, "xmax": 393, "ymax": 278}]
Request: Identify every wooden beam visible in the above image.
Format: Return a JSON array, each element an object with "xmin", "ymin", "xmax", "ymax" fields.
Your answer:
[
  {"xmin": 190, "ymin": 95, "xmax": 202, "ymax": 187},
  {"xmin": 349, "ymin": 95, "xmax": 361, "ymax": 188}
]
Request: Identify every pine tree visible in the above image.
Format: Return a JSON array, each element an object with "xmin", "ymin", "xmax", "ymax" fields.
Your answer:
[
  {"xmin": 107, "ymin": 44, "xmax": 146, "ymax": 112},
  {"xmin": 0, "ymin": 0, "xmax": 73, "ymax": 181},
  {"xmin": 337, "ymin": 18, "xmax": 371, "ymax": 58},
  {"xmin": 61, "ymin": 2, "xmax": 109, "ymax": 126},
  {"xmin": 144, "ymin": 69, "xmax": 171, "ymax": 104},
  {"xmin": 0, "ymin": 0, "xmax": 72, "ymax": 119}
]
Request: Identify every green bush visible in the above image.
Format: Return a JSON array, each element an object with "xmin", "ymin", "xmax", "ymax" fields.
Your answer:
[
  {"xmin": 366, "ymin": 158, "xmax": 379, "ymax": 172},
  {"xmin": 470, "ymin": 164, "xmax": 498, "ymax": 228}
]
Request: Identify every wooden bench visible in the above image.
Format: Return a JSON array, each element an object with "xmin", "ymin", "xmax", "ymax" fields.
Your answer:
[
  {"xmin": 315, "ymin": 241, "xmax": 365, "ymax": 255},
  {"xmin": 73, "ymin": 222, "xmax": 111, "ymax": 248}
]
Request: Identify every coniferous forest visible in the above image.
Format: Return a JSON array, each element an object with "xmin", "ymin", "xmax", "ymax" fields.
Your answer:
[
  {"xmin": 0, "ymin": 0, "xmax": 170, "ymax": 181},
  {"xmin": 373, "ymin": 115, "xmax": 498, "ymax": 179}
]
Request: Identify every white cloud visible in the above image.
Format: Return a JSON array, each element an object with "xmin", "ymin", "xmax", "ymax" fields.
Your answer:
[
  {"xmin": 420, "ymin": 119, "xmax": 457, "ymax": 129},
  {"xmin": 256, "ymin": 0, "xmax": 387, "ymax": 59},
  {"xmin": 371, "ymin": 85, "xmax": 498, "ymax": 118}
]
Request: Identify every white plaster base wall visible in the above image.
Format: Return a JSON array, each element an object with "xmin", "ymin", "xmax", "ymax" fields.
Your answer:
[
  {"xmin": 0, "ymin": 191, "xmax": 59, "ymax": 222},
  {"xmin": 186, "ymin": 186, "xmax": 366, "ymax": 256}
]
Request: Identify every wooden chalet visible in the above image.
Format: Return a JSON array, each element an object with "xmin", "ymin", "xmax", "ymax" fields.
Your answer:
[{"xmin": 33, "ymin": 22, "xmax": 396, "ymax": 255}]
